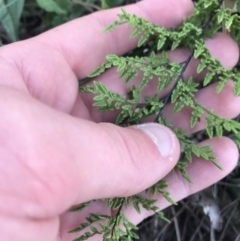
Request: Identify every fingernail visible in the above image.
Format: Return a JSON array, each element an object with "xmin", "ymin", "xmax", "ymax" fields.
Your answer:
[{"xmin": 134, "ymin": 123, "xmax": 175, "ymax": 158}]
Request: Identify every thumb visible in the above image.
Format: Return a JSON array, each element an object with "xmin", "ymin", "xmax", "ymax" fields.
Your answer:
[
  {"xmin": 83, "ymin": 122, "xmax": 181, "ymax": 198},
  {"xmin": 54, "ymin": 121, "xmax": 180, "ymax": 215},
  {"xmin": 1, "ymin": 88, "xmax": 180, "ymax": 218}
]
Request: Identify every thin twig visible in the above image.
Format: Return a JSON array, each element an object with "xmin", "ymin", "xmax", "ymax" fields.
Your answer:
[
  {"xmin": 72, "ymin": 0, "xmax": 101, "ymax": 11},
  {"xmin": 171, "ymin": 206, "xmax": 181, "ymax": 241},
  {"xmin": 220, "ymin": 198, "xmax": 240, "ymax": 217},
  {"xmin": 152, "ymin": 203, "xmax": 187, "ymax": 241},
  {"xmin": 110, "ymin": 198, "xmax": 124, "ymax": 238},
  {"xmin": 181, "ymin": 201, "xmax": 210, "ymax": 232},
  {"xmin": 181, "ymin": 215, "xmax": 189, "ymax": 240},
  {"xmin": 210, "ymin": 225, "xmax": 216, "ymax": 241},
  {"xmin": 232, "ymin": 224, "xmax": 240, "ymax": 237},
  {"xmin": 189, "ymin": 216, "xmax": 205, "ymax": 241},
  {"xmin": 137, "ymin": 215, "xmax": 155, "ymax": 229},
  {"xmin": 152, "ymin": 220, "xmax": 171, "ymax": 241},
  {"xmin": 219, "ymin": 201, "xmax": 238, "ymax": 241},
  {"xmin": 235, "ymin": 233, "xmax": 240, "ymax": 241},
  {"xmin": 154, "ymin": 54, "xmax": 193, "ymax": 122},
  {"xmin": 218, "ymin": 182, "xmax": 240, "ymax": 187},
  {"xmin": 198, "ymin": 228, "xmax": 204, "ymax": 241},
  {"xmin": 79, "ymin": 77, "xmax": 92, "ymax": 87},
  {"xmin": 154, "ymin": 0, "xmax": 223, "ymax": 122}
]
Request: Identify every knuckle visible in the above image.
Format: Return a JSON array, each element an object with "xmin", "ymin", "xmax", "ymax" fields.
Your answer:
[
  {"xmin": 175, "ymin": 0, "xmax": 194, "ymax": 19},
  {"xmin": 117, "ymin": 128, "xmax": 145, "ymax": 171},
  {"xmin": 175, "ymin": 168, "xmax": 191, "ymax": 197}
]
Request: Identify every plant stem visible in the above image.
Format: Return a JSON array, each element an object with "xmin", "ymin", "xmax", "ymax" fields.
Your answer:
[
  {"xmin": 110, "ymin": 198, "xmax": 124, "ymax": 239},
  {"xmin": 154, "ymin": 53, "xmax": 193, "ymax": 122},
  {"xmin": 154, "ymin": 0, "xmax": 224, "ymax": 122}
]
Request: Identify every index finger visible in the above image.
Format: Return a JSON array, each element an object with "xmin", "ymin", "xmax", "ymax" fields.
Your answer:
[{"xmin": 33, "ymin": 0, "xmax": 194, "ymax": 79}]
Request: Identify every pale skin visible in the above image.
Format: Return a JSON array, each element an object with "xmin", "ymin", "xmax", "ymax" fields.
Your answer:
[{"xmin": 0, "ymin": 0, "xmax": 239, "ymax": 240}]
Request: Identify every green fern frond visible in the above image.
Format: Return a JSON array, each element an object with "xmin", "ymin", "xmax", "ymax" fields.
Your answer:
[{"xmin": 73, "ymin": 0, "xmax": 240, "ymax": 240}]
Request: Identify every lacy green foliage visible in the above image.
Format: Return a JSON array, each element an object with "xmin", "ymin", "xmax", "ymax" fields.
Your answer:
[
  {"xmin": 72, "ymin": 0, "xmax": 240, "ymax": 240},
  {"xmin": 69, "ymin": 194, "xmax": 172, "ymax": 240}
]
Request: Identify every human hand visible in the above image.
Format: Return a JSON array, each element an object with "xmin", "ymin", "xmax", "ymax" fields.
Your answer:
[{"xmin": 0, "ymin": 0, "xmax": 239, "ymax": 240}]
